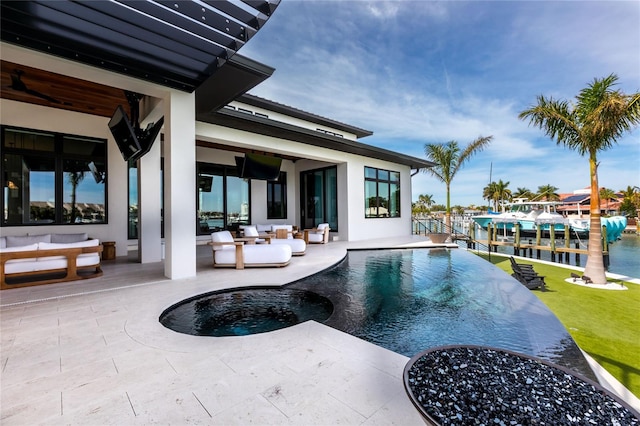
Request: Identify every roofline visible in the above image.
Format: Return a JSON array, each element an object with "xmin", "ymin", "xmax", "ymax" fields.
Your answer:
[
  {"xmin": 238, "ymin": 93, "xmax": 373, "ymax": 139},
  {"xmin": 197, "ymin": 108, "xmax": 434, "ymax": 170}
]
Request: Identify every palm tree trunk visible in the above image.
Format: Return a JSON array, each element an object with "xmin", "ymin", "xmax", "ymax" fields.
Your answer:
[
  {"xmin": 445, "ymin": 183, "xmax": 451, "ymax": 230},
  {"xmin": 583, "ymin": 153, "xmax": 607, "ymax": 284}
]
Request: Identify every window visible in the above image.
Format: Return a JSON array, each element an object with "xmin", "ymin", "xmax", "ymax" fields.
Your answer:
[
  {"xmin": 267, "ymin": 172, "xmax": 287, "ymax": 219},
  {"xmin": 300, "ymin": 166, "xmax": 338, "ymax": 231},
  {"xmin": 364, "ymin": 166, "xmax": 400, "ymax": 218},
  {"xmin": 2, "ymin": 127, "xmax": 107, "ymax": 226},
  {"xmin": 128, "ymin": 160, "xmax": 164, "ymax": 239},
  {"xmin": 197, "ymin": 162, "xmax": 250, "ymax": 235}
]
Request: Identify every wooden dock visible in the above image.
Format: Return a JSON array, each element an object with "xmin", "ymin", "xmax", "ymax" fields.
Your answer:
[{"xmin": 466, "ymin": 222, "xmax": 601, "ymax": 265}]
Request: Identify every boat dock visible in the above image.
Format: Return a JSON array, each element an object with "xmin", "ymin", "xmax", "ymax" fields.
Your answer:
[{"xmin": 466, "ymin": 222, "xmax": 609, "ymax": 266}]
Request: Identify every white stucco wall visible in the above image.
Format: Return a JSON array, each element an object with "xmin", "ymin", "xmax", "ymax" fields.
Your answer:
[{"xmin": 195, "ymin": 122, "xmax": 414, "ymax": 242}]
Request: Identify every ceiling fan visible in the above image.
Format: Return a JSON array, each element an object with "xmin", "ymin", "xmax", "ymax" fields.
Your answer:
[{"xmin": 9, "ymin": 69, "xmax": 62, "ymax": 104}]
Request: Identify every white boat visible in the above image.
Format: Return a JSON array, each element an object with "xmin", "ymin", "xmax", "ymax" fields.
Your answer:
[{"xmin": 472, "ymin": 199, "xmax": 569, "ymax": 236}]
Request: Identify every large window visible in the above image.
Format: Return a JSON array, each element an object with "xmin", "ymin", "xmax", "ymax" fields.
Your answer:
[
  {"xmin": 2, "ymin": 127, "xmax": 107, "ymax": 226},
  {"xmin": 364, "ymin": 166, "xmax": 400, "ymax": 218},
  {"xmin": 197, "ymin": 162, "xmax": 250, "ymax": 235},
  {"xmin": 267, "ymin": 172, "xmax": 287, "ymax": 219}
]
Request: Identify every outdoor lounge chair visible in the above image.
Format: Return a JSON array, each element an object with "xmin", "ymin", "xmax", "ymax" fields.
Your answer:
[
  {"xmin": 209, "ymin": 231, "xmax": 291, "ymax": 269},
  {"xmin": 509, "ymin": 257, "xmax": 546, "ymax": 290},
  {"xmin": 304, "ymin": 223, "xmax": 330, "ymax": 244}
]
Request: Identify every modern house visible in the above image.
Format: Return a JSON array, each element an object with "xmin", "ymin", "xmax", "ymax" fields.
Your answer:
[{"xmin": 1, "ymin": 1, "xmax": 433, "ymax": 282}]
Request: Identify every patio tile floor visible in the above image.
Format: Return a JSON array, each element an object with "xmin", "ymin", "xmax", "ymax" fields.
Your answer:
[{"xmin": 1, "ymin": 236, "xmax": 445, "ymax": 425}]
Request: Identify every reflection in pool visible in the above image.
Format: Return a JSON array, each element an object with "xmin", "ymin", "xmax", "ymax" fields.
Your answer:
[{"xmin": 160, "ymin": 248, "xmax": 593, "ymax": 378}]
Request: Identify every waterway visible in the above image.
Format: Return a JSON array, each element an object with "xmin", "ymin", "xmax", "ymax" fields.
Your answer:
[{"xmin": 468, "ymin": 230, "xmax": 639, "ymax": 279}]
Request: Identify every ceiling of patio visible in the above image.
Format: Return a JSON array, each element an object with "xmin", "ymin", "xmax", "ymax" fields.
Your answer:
[{"xmin": 0, "ymin": 0, "xmax": 280, "ymax": 116}]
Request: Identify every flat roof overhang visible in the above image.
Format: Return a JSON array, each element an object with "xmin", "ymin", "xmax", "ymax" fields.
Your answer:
[
  {"xmin": 197, "ymin": 108, "xmax": 435, "ymax": 170},
  {"xmin": 1, "ymin": 0, "xmax": 280, "ymax": 93}
]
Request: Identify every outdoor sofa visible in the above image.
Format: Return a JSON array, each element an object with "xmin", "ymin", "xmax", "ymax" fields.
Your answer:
[
  {"xmin": 0, "ymin": 233, "xmax": 103, "ymax": 289},
  {"xmin": 209, "ymin": 230, "xmax": 292, "ymax": 269}
]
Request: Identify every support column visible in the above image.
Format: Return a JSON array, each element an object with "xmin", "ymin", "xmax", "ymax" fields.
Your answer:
[
  {"xmin": 163, "ymin": 91, "xmax": 196, "ymax": 279},
  {"xmin": 138, "ymin": 131, "xmax": 162, "ymax": 263}
]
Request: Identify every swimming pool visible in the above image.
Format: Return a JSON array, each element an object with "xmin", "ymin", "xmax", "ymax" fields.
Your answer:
[
  {"xmin": 288, "ymin": 248, "xmax": 592, "ymax": 377},
  {"xmin": 161, "ymin": 248, "xmax": 593, "ymax": 378}
]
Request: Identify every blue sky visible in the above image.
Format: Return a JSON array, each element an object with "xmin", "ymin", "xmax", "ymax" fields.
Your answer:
[{"xmin": 241, "ymin": 0, "xmax": 640, "ymax": 207}]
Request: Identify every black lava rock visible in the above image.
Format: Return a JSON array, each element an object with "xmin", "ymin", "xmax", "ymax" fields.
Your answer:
[{"xmin": 404, "ymin": 346, "xmax": 639, "ymax": 426}]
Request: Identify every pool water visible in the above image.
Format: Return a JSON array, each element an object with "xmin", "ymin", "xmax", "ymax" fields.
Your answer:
[
  {"xmin": 160, "ymin": 248, "xmax": 592, "ymax": 377},
  {"xmin": 289, "ymin": 249, "xmax": 591, "ymax": 377},
  {"xmin": 160, "ymin": 288, "xmax": 333, "ymax": 336}
]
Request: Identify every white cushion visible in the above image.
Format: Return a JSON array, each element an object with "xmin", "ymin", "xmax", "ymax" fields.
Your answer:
[
  {"xmin": 307, "ymin": 224, "xmax": 329, "ymax": 243},
  {"xmin": 211, "ymin": 231, "xmax": 235, "ymax": 251},
  {"xmin": 32, "ymin": 258, "xmax": 68, "ymax": 271},
  {"xmin": 6, "ymin": 234, "xmax": 51, "ymax": 247},
  {"xmin": 37, "ymin": 240, "xmax": 100, "ymax": 263},
  {"xmin": 256, "ymin": 224, "xmax": 272, "ymax": 233},
  {"xmin": 0, "ymin": 243, "xmax": 39, "ymax": 253},
  {"xmin": 1, "ymin": 244, "xmax": 40, "ymax": 273},
  {"xmin": 4, "ymin": 261, "xmax": 41, "ymax": 274},
  {"xmin": 270, "ymin": 238, "xmax": 306, "ymax": 255},
  {"xmin": 243, "ymin": 226, "xmax": 259, "ymax": 237},
  {"xmin": 242, "ymin": 226, "xmax": 267, "ymax": 243},
  {"xmin": 214, "ymin": 244, "xmax": 291, "ymax": 265},
  {"xmin": 77, "ymin": 253, "xmax": 101, "ymax": 267},
  {"xmin": 0, "ymin": 237, "xmax": 5, "ymax": 249},
  {"xmin": 51, "ymin": 233, "xmax": 88, "ymax": 243},
  {"xmin": 307, "ymin": 233, "xmax": 324, "ymax": 243},
  {"xmin": 38, "ymin": 239, "xmax": 99, "ymax": 250}
]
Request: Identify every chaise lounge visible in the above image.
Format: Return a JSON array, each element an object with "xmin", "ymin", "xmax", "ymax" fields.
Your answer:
[
  {"xmin": 209, "ymin": 230, "xmax": 292, "ymax": 269},
  {"xmin": 509, "ymin": 257, "xmax": 546, "ymax": 290}
]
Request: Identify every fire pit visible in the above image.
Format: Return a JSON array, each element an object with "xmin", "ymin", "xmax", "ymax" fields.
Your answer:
[
  {"xmin": 403, "ymin": 345, "xmax": 639, "ymax": 425},
  {"xmin": 428, "ymin": 233, "xmax": 450, "ymax": 244}
]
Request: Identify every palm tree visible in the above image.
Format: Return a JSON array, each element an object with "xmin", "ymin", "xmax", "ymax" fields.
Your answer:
[
  {"xmin": 424, "ymin": 137, "xmax": 493, "ymax": 229},
  {"xmin": 513, "ymin": 187, "xmax": 533, "ymax": 200},
  {"xmin": 536, "ymin": 184, "xmax": 560, "ymax": 201},
  {"xmin": 619, "ymin": 185, "xmax": 640, "ymax": 217},
  {"xmin": 412, "ymin": 194, "xmax": 435, "ymax": 216},
  {"xmin": 519, "ymin": 74, "xmax": 640, "ymax": 284},
  {"xmin": 483, "ymin": 181, "xmax": 499, "ymax": 211},
  {"xmin": 599, "ymin": 188, "xmax": 617, "ymax": 215},
  {"xmin": 483, "ymin": 180, "xmax": 511, "ymax": 211},
  {"xmin": 66, "ymin": 167, "xmax": 86, "ymax": 223},
  {"xmin": 494, "ymin": 179, "xmax": 512, "ymax": 210}
]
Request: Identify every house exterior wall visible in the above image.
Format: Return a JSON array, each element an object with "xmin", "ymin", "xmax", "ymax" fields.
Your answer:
[
  {"xmin": 1, "ymin": 98, "xmax": 415, "ymax": 254},
  {"xmin": 226, "ymin": 101, "xmax": 359, "ymax": 140},
  {"xmin": 195, "ymin": 122, "xmax": 414, "ymax": 242}
]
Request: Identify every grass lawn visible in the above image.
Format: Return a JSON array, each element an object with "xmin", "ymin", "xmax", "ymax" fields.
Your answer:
[{"xmin": 476, "ymin": 253, "xmax": 640, "ymax": 398}]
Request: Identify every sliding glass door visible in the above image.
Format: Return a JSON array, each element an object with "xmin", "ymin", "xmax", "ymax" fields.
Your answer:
[{"xmin": 300, "ymin": 166, "xmax": 337, "ymax": 231}]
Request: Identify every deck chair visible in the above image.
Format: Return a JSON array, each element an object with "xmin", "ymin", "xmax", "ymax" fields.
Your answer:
[
  {"xmin": 509, "ymin": 257, "xmax": 546, "ymax": 290},
  {"xmin": 209, "ymin": 231, "xmax": 291, "ymax": 269},
  {"xmin": 304, "ymin": 223, "xmax": 330, "ymax": 244}
]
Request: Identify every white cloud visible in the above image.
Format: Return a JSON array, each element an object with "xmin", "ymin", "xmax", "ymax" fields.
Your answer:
[{"xmin": 242, "ymin": 1, "xmax": 640, "ymax": 206}]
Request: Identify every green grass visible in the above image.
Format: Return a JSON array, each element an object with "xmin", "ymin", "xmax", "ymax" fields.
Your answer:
[{"xmin": 476, "ymin": 253, "xmax": 640, "ymax": 398}]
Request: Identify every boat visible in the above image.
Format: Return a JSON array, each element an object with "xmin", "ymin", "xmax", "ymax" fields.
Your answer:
[{"xmin": 472, "ymin": 199, "xmax": 573, "ymax": 238}]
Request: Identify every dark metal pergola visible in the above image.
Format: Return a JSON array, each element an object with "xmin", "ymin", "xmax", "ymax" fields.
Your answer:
[{"xmin": 1, "ymin": 0, "xmax": 280, "ymax": 92}]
